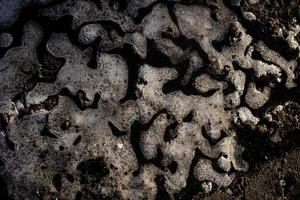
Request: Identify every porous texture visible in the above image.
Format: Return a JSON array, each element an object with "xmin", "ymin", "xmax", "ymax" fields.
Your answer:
[{"xmin": 0, "ymin": 0, "xmax": 300, "ymax": 199}]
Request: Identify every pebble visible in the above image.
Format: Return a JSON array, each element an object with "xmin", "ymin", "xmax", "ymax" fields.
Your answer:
[
  {"xmin": 279, "ymin": 179, "xmax": 286, "ymax": 187},
  {"xmin": 264, "ymin": 113, "xmax": 273, "ymax": 122},
  {"xmin": 0, "ymin": 32, "xmax": 13, "ymax": 48},
  {"xmin": 217, "ymin": 155, "xmax": 231, "ymax": 172},
  {"xmin": 226, "ymin": 188, "xmax": 233, "ymax": 195},
  {"xmin": 243, "ymin": 12, "xmax": 257, "ymax": 21},
  {"xmin": 15, "ymin": 100, "xmax": 24, "ymax": 111},
  {"xmin": 117, "ymin": 143, "xmax": 123, "ymax": 149},
  {"xmin": 201, "ymin": 181, "xmax": 212, "ymax": 193},
  {"xmin": 272, "ymin": 105, "xmax": 283, "ymax": 113},
  {"xmin": 257, "ymin": 124, "xmax": 268, "ymax": 134},
  {"xmin": 0, "ymin": 131, "xmax": 5, "ymax": 137}
]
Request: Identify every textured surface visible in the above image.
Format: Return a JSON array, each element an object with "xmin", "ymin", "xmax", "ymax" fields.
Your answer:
[{"xmin": 0, "ymin": 0, "xmax": 300, "ymax": 199}]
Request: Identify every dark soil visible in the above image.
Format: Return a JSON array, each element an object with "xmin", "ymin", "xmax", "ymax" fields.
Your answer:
[{"xmin": 238, "ymin": 0, "xmax": 300, "ymax": 59}]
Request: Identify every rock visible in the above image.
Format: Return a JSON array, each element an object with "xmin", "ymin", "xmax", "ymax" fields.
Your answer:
[
  {"xmin": 0, "ymin": 32, "xmax": 13, "ymax": 48},
  {"xmin": 0, "ymin": 0, "xmax": 56, "ymax": 28},
  {"xmin": 245, "ymin": 83, "xmax": 271, "ymax": 109},
  {"xmin": 234, "ymin": 107, "xmax": 259, "ymax": 127},
  {"xmin": 252, "ymin": 61, "xmax": 282, "ymax": 83},
  {"xmin": 142, "ymin": 3, "xmax": 179, "ymax": 39},
  {"xmin": 194, "ymin": 159, "xmax": 234, "ymax": 187},
  {"xmin": 201, "ymin": 181, "xmax": 213, "ymax": 193},
  {"xmin": 193, "ymin": 74, "xmax": 221, "ymax": 93},
  {"xmin": 154, "ymin": 38, "xmax": 185, "ymax": 64},
  {"xmin": 225, "ymin": 91, "xmax": 241, "ymax": 108},
  {"xmin": 243, "ymin": 12, "xmax": 257, "ymax": 21},
  {"xmin": 217, "ymin": 156, "xmax": 232, "ymax": 172},
  {"xmin": 181, "ymin": 51, "xmax": 203, "ymax": 85},
  {"xmin": 117, "ymin": 143, "xmax": 123, "ymax": 149},
  {"xmin": 78, "ymin": 23, "xmax": 104, "ymax": 45}
]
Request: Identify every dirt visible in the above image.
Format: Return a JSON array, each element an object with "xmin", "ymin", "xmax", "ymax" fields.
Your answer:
[
  {"xmin": 238, "ymin": 0, "xmax": 300, "ymax": 59},
  {"xmin": 190, "ymin": 102, "xmax": 300, "ymax": 200}
]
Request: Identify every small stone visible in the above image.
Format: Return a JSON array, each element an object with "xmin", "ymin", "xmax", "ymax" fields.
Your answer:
[
  {"xmin": 272, "ymin": 105, "xmax": 283, "ymax": 113},
  {"xmin": 0, "ymin": 32, "xmax": 13, "ymax": 48},
  {"xmin": 201, "ymin": 181, "xmax": 212, "ymax": 193},
  {"xmin": 264, "ymin": 114, "xmax": 272, "ymax": 123},
  {"xmin": 15, "ymin": 100, "xmax": 24, "ymax": 111},
  {"xmin": 243, "ymin": 12, "xmax": 257, "ymax": 21},
  {"xmin": 279, "ymin": 179, "xmax": 286, "ymax": 187},
  {"xmin": 257, "ymin": 124, "xmax": 268, "ymax": 134},
  {"xmin": 226, "ymin": 188, "xmax": 233, "ymax": 195},
  {"xmin": 234, "ymin": 107, "xmax": 259, "ymax": 127},
  {"xmin": 117, "ymin": 143, "xmax": 123, "ymax": 149},
  {"xmin": 0, "ymin": 131, "xmax": 5, "ymax": 137},
  {"xmin": 217, "ymin": 155, "xmax": 231, "ymax": 172}
]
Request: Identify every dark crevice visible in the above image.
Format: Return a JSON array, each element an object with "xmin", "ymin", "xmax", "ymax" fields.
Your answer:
[
  {"xmin": 155, "ymin": 175, "xmax": 172, "ymax": 200},
  {"xmin": 145, "ymin": 39, "xmax": 174, "ymax": 68},
  {"xmin": 99, "ymin": 20, "xmax": 127, "ymax": 37},
  {"xmin": 41, "ymin": 115, "xmax": 57, "ymax": 139},
  {"xmin": 223, "ymin": 80, "xmax": 237, "ymax": 96},
  {"xmin": 65, "ymin": 173, "xmax": 74, "ymax": 183},
  {"xmin": 161, "ymin": 35, "xmax": 227, "ymax": 96},
  {"xmin": 86, "ymin": 37, "xmax": 102, "ymax": 69},
  {"xmin": 164, "ymin": 121, "xmax": 179, "ymax": 142},
  {"xmin": 133, "ymin": 2, "xmax": 159, "ymax": 24},
  {"xmin": 77, "ymin": 157, "xmax": 110, "ymax": 184},
  {"xmin": 167, "ymin": 161, "xmax": 178, "ymax": 174},
  {"xmin": 0, "ymin": 176, "xmax": 10, "ymax": 200},
  {"xmin": 36, "ymin": 33, "xmax": 67, "ymax": 82},
  {"xmin": 73, "ymin": 135, "xmax": 82, "ymax": 146},
  {"xmin": 201, "ymin": 124, "xmax": 227, "ymax": 146},
  {"xmin": 108, "ymin": 0, "xmax": 128, "ymax": 12},
  {"xmin": 212, "ymin": 39, "xmax": 224, "ymax": 52},
  {"xmin": 0, "ymin": 115, "xmax": 15, "ymax": 151},
  {"xmin": 108, "ymin": 44, "xmax": 142, "ymax": 103},
  {"xmin": 183, "ymin": 110, "xmax": 195, "ymax": 122},
  {"xmin": 0, "ymin": 160, "xmax": 4, "ymax": 167},
  {"xmin": 75, "ymin": 191, "xmax": 83, "ymax": 200},
  {"xmin": 174, "ymin": 149, "xmax": 211, "ymax": 200},
  {"xmin": 165, "ymin": 1, "xmax": 179, "ymax": 32},
  {"xmin": 130, "ymin": 109, "xmax": 168, "ymax": 176},
  {"xmin": 41, "ymin": 126, "xmax": 57, "ymax": 139},
  {"xmin": 52, "ymin": 173, "xmax": 62, "ymax": 191},
  {"xmin": 108, "ymin": 121, "xmax": 127, "ymax": 137},
  {"xmin": 59, "ymin": 88, "xmax": 100, "ymax": 111}
]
